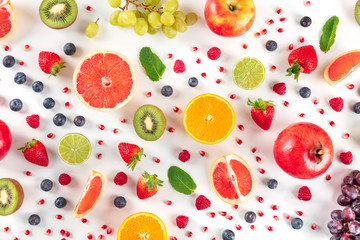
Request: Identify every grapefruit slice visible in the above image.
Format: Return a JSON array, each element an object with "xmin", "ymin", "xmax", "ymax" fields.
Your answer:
[
  {"xmin": 73, "ymin": 50, "xmax": 136, "ymax": 111},
  {"xmin": 324, "ymin": 49, "xmax": 360, "ymax": 86},
  {"xmin": 72, "ymin": 170, "xmax": 104, "ymax": 218},
  {"xmin": 0, "ymin": 0, "xmax": 16, "ymax": 41},
  {"xmin": 210, "ymin": 154, "xmax": 255, "ymax": 204}
]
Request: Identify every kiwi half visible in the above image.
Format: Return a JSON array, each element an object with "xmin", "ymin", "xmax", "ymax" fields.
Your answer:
[
  {"xmin": 0, "ymin": 178, "xmax": 24, "ymax": 216},
  {"xmin": 133, "ymin": 104, "xmax": 166, "ymax": 141},
  {"xmin": 39, "ymin": 0, "xmax": 78, "ymax": 29}
]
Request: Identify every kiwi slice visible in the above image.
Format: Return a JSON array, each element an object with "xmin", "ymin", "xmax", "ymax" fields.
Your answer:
[
  {"xmin": 0, "ymin": 178, "xmax": 24, "ymax": 216},
  {"xmin": 39, "ymin": 0, "xmax": 78, "ymax": 29},
  {"xmin": 133, "ymin": 104, "xmax": 166, "ymax": 141}
]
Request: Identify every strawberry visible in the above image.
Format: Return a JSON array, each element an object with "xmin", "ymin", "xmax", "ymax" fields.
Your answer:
[
  {"xmin": 286, "ymin": 45, "xmax": 318, "ymax": 81},
  {"xmin": 118, "ymin": 142, "xmax": 145, "ymax": 171},
  {"xmin": 136, "ymin": 171, "xmax": 163, "ymax": 200},
  {"xmin": 38, "ymin": 51, "xmax": 65, "ymax": 76},
  {"xmin": 329, "ymin": 97, "xmax": 344, "ymax": 112},
  {"xmin": 247, "ymin": 98, "xmax": 275, "ymax": 130},
  {"xmin": 18, "ymin": 139, "xmax": 49, "ymax": 167}
]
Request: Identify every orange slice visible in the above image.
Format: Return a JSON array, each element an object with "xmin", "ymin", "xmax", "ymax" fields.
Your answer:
[
  {"xmin": 117, "ymin": 212, "xmax": 167, "ymax": 240},
  {"xmin": 324, "ymin": 49, "xmax": 360, "ymax": 86},
  {"xmin": 0, "ymin": 0, "xmax": 16, "ymax": 41},
  {"xmin": 72, "ymin": 170, "xmax": 104, "ymax": 218},
  {"xmin": 73, "ymin": 50, "xmax": 136, "ymax": 111},
  {"xmin": 183, "ymin": 93, "xmax": 235, "ymax": 145},
  {"xmin": 210, "ymin": 154, "xmax": 255, "ymax": 204}
]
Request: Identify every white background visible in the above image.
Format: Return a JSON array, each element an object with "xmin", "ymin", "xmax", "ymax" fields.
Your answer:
[{"xmin": 0, "ymin": 0, "xmax": 360, "ymax": 239}]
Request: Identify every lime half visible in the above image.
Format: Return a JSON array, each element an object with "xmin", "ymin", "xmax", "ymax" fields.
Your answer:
[
  {"xmin": 58, "ymin": 133, "xmax": 91, "ymax": 164},
  {"xmin": 233, "ymin": 57, "xmax": 265, "ymax": 90}
]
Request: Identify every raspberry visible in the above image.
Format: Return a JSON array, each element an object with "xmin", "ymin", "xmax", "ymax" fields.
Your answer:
[
  {"xmin": 329, "ymin": 97, "xmax": 344, "ymax": 112},
  {"xmin": 173, "ymin": 59, "xmax": 186, "ymax": 73},
  {"xmin": 297, "ymin": 186, "xmax": 312, "ymax": 201},
  {"xmin": 178, "ymin": 150, "xmax": 190, "ymax": 162},
  {"xmin": 176, "ymin": 215, "xmax": 189, "ymax": 229},
  {"xmin": 58, "ymin": 173, "xmax": 71, "ymax": 185},
  {"xmin": 272, "ymin": 82, "xmax": 286, "ymax": 95},
  {"xmin": 339, "ymin": 151, "xmax": 353, "ymax": 165},
  {"xmin": 114, "ymin": 172, "xmax": 128, "ymax": 185},
  {"xmin": 195, "ymin": 195, "xmax": 211, "ymax": 210},
  {"xmin": 207, "ymin": 47, "xmax": 221, "ymax": 60},
  {"xmin": 26, "ymin": 114, "xmax": 40, "ymax": 129}
]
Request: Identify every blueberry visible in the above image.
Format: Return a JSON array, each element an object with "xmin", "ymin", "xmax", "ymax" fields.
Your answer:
[
  {"xmin": 267, "ymin": 179, "xmax": 278, "ymax": 189},
  {"xmin": 32, "ymin": 81, "xmax": 44, "ymax": 92},
  {"xmin": 299, "ymin": 87, "xmax": 311, "ymax": 98},
  {"xmin": 73, "ymin": 115, "xmax": 86, "ymax": 127},
  {"xmin": 161, "ymin": 85, "xmax": 173, "ymax": 97},
  {"xmin": 63, "ymin": 43, "xmax": 76, "ymax": 55},
  {"xmin": 114, "ymin": 196, "xmax": 127, "ymax": 208},
  {"xmin": 55, "ymin": 197, "xmax": 67, "ymax": 208},
  {"xmin": 43, "ymin": 97, "xmax": 55, "ymax": 109},
  {"xmin": 40, "ymin": 179, "xmax": 53, "ymax": 192},
  {"xmin": 188, "ymin": 77, "xmax": 199, "ymax": 87},
  {"xmin": 244, "ymin": 211, "xmax": 256, "ymax": 223},
  {"xmin": 14, "ymin": 72, "xmax": 27, "ymax": 84},
  {"xmin": 3, "ymin": 55, "xmax": 15, "ymax": 68},
  {"xmin": 353, "ymin": 102, "xmax": 360, "ymax": 114},
  {"xmin": 9, "ymin": 98, "xmax": 23, "ymax": 111},
  {"xmin": 265, "ymin": 40, "xmax": 278, "ymax": 51},
  {"xmin": 300, "ymin": 16, "xmax": 312, "ymax": 27},
  {"xmin": 291, "ymin": 217, "xmax": 303, "ymax": 229},
  {"xmin": 28, "ymin": 214, "xmax": 40, "ymax": 225},
  {"xmin": 222, "ymin": 229, "xmax": 235, "ymax": 240},
  {"xmin": 53, "ymin": 113, "xmax": 66, "ymax": 126}
]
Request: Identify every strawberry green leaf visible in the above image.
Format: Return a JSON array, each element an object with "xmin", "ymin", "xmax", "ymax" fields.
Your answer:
[
  {"xmin": 142, "ymin": 171, "xmax": 164, "ymax": 192},
  {"xmin": 168, "ymin": 166, "xmax": 197, "ymax": 195},
  {"xmin": 139, "ymin": 47, "xmax": 166, "ymax": 82},
  {"xmin": 320, "ymin": 16, "xmax": 339, "ymax": 53},
  {"xmin": 247, "ymin": 98, "xmax": 275, "ymax": 114},
  {"xmin": 18, "ymin": 139, "xmax": 38, "ymax": 152},
  {"xmin": 126, "ymin": 148, "xmax": 145, "ymax": 171},
  {"xmin": 286, "ymin": 60, "xmax": 301, "ymax": 81}
]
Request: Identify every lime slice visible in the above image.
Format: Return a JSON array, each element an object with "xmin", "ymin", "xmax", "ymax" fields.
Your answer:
[
  {"xmin": 58, "ymin": 133, "xmax": 91, "ymax": 164},
  {"xmin": 233, "ymin": 57, "xmax": 265, "ymax": 90}
]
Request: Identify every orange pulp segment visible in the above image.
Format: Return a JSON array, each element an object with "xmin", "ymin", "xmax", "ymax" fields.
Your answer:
[{"xmin": 0, "ymin": 0, "xmax": 15, "ymax": 41}]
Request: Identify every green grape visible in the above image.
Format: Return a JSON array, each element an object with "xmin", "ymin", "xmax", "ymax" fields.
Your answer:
[
  {"xmin": 144, "ymin": 0, "xmax": 160, "ymax": 5},
  {"xmin": 85, "ymin": 20, "xmax": 99, "ymax": 38},
  {"xmin": 173, "ymin": 11, "xmax": 185, "ymax": 21},
  {"xmin": 117, "ymin": 11, "xmax": 127, "ymax": 27},
  {"xmin": 162, "ymin": 25, "xmax": 177, "ymax": 38},
  {"xmin": 108, "ymin": 0, "xmax": 121, "ymax": 8},
  {"xmin": 134, "ymin": 10, "xmax": 141, "ymax": 18},
  {"xmin": 160, "ymin": 12, "xmax": 175, "ymax": 26},
  {"xmin": 162, "ymin": 0, "xmax": 178, "ymax": 13},
  {"xmin": 123, "ymin": 10, "xmax": 137, "ymax": 26},
  {"xmin": 147, "ymin": 12, "xmax": 162, "ymax": 28},
  {"xmin": 148, "ymin": 25, "xmax": 158, "ymax": 34},
  {"xmin": 110, "ymin": 10, "xmax": 121, "ymax": 26},
  {"xmin": 185, "ymin": 12, "xmax": 198, "ymax": 26},
  {"xmin": 173, "ymin": 18, "xmax": 187, "ymax": 33},
  {"xmin": 134, "ymin": 18, "xmax": 148, "ymax": 35}
]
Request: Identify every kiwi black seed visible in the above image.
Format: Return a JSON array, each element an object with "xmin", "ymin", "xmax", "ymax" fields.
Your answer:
[
  {"xmin": 0, "ymin": 178, "xmax": 24, "ymax": 216},
  {"xmin": 133, "ymin": 104, "xmax": 166, "ymax": 141},
  {"xmin": 39, "ymin": 0, "xmax": 78, "ymax": 29}
]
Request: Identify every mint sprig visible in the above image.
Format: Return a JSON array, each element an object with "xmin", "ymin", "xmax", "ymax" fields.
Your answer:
[
  {"xmin": 139, "ymin": 47, "xmax": 166, "ymax": 81},
  {"xmin": 168, "ymin": 166, "xmax": 197, "ymax": 195},
  {"xmin": 320, "ymin": 16, "xmax": 339, "ymax": 53}
]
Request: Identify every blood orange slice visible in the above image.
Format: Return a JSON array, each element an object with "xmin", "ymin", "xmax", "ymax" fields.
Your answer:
[
  {"xmin": 324, "ymin": 49, "xmax": 360, "ymax": 86},
  {"xmin": 0, "ymin": 0, "xmax": 16, "ymax": 41},
  {"xmin": 73, "ymin": 50, "xmax": 136, "ymax": 111},
  {"xmin": 210, "ymin": 154, "xmax": 254, "ymax": 204},
  {"xmin": 72, "ymin": 170, "xmax": 104, "ymax": 218}
]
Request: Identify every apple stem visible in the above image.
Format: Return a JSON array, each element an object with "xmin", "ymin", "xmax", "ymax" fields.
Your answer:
[{"xmin": 228, "ymin": 4, "xmax": 235, "ymax": 11}]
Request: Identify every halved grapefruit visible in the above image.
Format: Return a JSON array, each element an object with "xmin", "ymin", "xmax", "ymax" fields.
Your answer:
[
  {"xmin": 0, "ymin": 0, "xmax": 16, "ymax": 41},
  {"xmin": 72, "ymin": 170, "xmax": 104, "ymax": 218},
  {"xmin": 73, "ymin": 50, "xmax": 136, "ymax": 111},
  {"xmin": 324, "ymin": 49, "xmax": 360, "ymax": 86},
  {"xmin": 210, "ymin": 154, "xmax": 255, "ymax": 204}
]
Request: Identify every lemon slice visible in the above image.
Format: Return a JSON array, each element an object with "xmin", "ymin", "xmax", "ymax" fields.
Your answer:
[
  {"xmin": 233, "ymin": 57, "xmax": 265, "ymax": 90},
  {"xmin": 58, "ymin": 133, "xmax": 91, "ymax": 164}
]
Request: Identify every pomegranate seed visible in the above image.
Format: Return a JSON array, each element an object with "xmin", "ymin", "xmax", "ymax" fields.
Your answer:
[
  {"xmin": 4, "ymin": 45, "xmax": 9, "ymax": 51},
  {"xmin": 220, "ymin": 211, "xmax": 227, "ymax": 216},
  {"xmin": 277, "ymin": 28, "xmax": 284, "ymax": 33},
  {"xmin": 14, "ymin": 238, "xmax": 18, "ymax": 240},
  {"xmin": 251, "ymin": 147, "xmax": 257, "ymax": 153},
  {"xmin": 98, "ymin": 140, "xmax": 104, "ymax": 145},
  {"xmin": 196, "ymin": 58, "xmax": 201, "ymax": 64},
  {"xmin": 254, "ymin": 32, "xmax": 260, "ymax": 38},
  {"xmin": 19, "ymin": 60, "xmax": 25, "ymax": 66},
  {"xmin": 192, "ymin": 47, "xmax": 198, "ymax": 52},
  {"xmin": 24, "ymin": 230, "xmax": 30, "ymax": 235},
  {"xmin": 24, "ymin": 45, "xmax": 30, "ymax": 51},
  {"xmin": 258, "ymin": 211, "xmax": 264, "ymax": 217},
  {"xmin": 203, "ymin": 226, "xmax": 208, "ymax": 232},
  {"xmin": 86, "ymin": 5, "xmax": 93, "ymax": 11},
  {"xmin": 164, "ymin": 200, "xmax": 172, "ymax": 205},
  {"xmin": 273, "ymin": 215, "xmax": 279, "ymax": 221},
  {"xmin": 3, "ymin": 227, "xmax": 9, "ymax": 232},
  {"xmin": 283, "ymin": 101, "xmax": 289, "ymax": 107},
  {"xmin": 56, "ymin": 214, "xmax": 62, "ymax": 219},
  {"xmin": 186, "ymin": 231, "xmax": 192, "ymax": 237},
  {"xmin": 250, "ymin": 225, "xmax": 255, "ymax": 230},
  {"xmin": 347, "ymin": 84, "xmax": 355, "ymax": 89},
  {"xmin": 218, "ymin": 66, "xmax": 224, "ymax": 72},
  {"xmin": 276, "ymin": 8, "xmax": 282, "ymax": 14},
  {"xmin": 257, "ymin": 196, "xmax": 264, "ymax": 203},
  {"xmin": 235, "ymin": 224, "xmax": 242, "ymax": 230},
  {"xmin": 305, "ymin": 1, "xmax": 311, "ymax": 7},
  {"xmin": 208, "ymin": 212, "xmax": 215, "ymax": 218},
  {"xmin": 226, "ymin": 215, "xmax": 233, "ymax": 220},
  {"xmin": 284, "ymin": 213, "xmax": 290, "ymax": 219},
  {"xmin": 288, "ymin": 44, "xmax": 294, "ymax": 50},
  {"xmin": 47, "ymin": 132, "xmax": 54, "ymax": 138},
  {"xmin": 311, "ymin": 224, "xmax": 317, "ymax": 230},
  {"xmin": 230, "ymin": 94, "xmax": 236, "ymax": 99},
  {"xmin": 61, "ymin": 238, "xmax": 66, "ymax": 240},
  {"xmin": 326, "ymin": 174, "xmax": 332, "ymax": 181},
  {"xmin": 168, "ymin": 127, "xmax": 175, "ymax": 132},
  {"xmin": 167, "ymin": 53, "xmax": 173, "ymax": 59},
  {"xmin": 81, "ymin": 218, "xmax": 88, "ymax": 223},
  {"xmin": 87, "ymin": 233, "xmax": 93, "ymax": 239},
  {"xmin": 146, "ymin": 92, "xmax": 152, "ymax": 97},
  {"xmin": 258, "ymin": 168, "xmax": 265, "ymax": 174},
  {"xmin": 313, "ymin": 98, "xmax": 320, "ymax": 104},
  {"xmin": 25, "ymin": 171, "xmax": 32, "ymax": 176},
  {"xmin": 101, "ymin": 225, "xmax": 107, "ymax": 230},
  {"xmin": 121, "ymin": 118, "xmax": 127, "ymax": 123},
  {"xmin": 97, "ymin": 153, "xmax": 102, "ymax": 159},
  {"xmin": 235, "ymin": 137, "xmax": 242, "ymax": 144},
  {"xmin": 98, "ymin": 234, "xmax": 104, "ymax": 240},
  {"xmin": 38, "ymin": 199, "xmax": 45, "ymax": 205},
  {"xmin": 65, "ymin": 231, "xmax": 70, "ymax": 237},
  {"xmin": 65, "ymin": 102, "xmax": 70, "ymax": 109},
  {"xmin": 106, "ymin": 227, "xmax": 112, "ymax": 234},
  {"xmin": 62, "ymin": 87, "xmax": 69, "ymax": 93},
  {"xmin": 318, "ymin": 108, "xmax": 324, "ymax": 114},
  {"xmin": 60, "ymin": 229, "xmax": 66, "ymax": 236},
  {"xmin": 261, "ymin": 28, "xmax": 267, "ymax": 35},
  {"xmin": 242, "ymin": 43, "xmax": 248, "ymax": 49},
  {"xmin": 343, "ymin": 133, "xmax": 350, "ymax": 139},
  {"xmin": 299, "ymin": 113, "xmax": 306, "ymax": 117},
  {"xmin": 153, "ymin": 157, "xmax": 160, "ymax": 163},
  {"xmin": 280, "ymin": 17, "xmax": 286, "ymax": 22},
  {"xmin": 199, "ymin": 151, "xmax": 206, "ymax": 157},
  {"xmin": 299, "ymin": 36, "xmax": 305, "ymax": 43},
  {"xmin": 216, "ymin": 78, "xmax": 222, "ymax": 84},
  {"xmin": 256, "ymin": 156, "xmax": 262, "ymax": 163},
  {"xmin": 296, "ymin": 211, "xmax": 303, "ymax": 216},
  {"xmin": 173, "ymin": 106, "xmax": 179, "ymax": 112},
  {"xmin": 201, "ymin": 72, "xmax": 207, "ymax": 78},
  {"xmin": 113, "ymin": 128, "xmax": 119, "ymax": 133},
  {"xmin": 268, "ymin": 226, "xmax": 274, "ymax": 231},
  {"xmin": 270, "ymin": 65, "xmax": 277, "ymax": 72},
  {"xmin": 170, "ymin": 237, "xmax": 178, "ymax": 240},
  {"xmin": 212, "ymin": 237, "xmax": 218, "ymax": 240},
  {"xmin": 272, "ymin": 205, "xmax": 279, "ymax": 210},
  {"xmin": 46, "ymin": 229, "xmax": 51, "ymax": 235},
  {"xmin": 266, "ymin": 19, "xmax": 274, "ymax": 25},
  {"xmin": 238, "ymin": 125, "xmax": 244, "ymax": 131},
  {"xmin": 329, "ymin": 121, "xmax": 335, "ymax": 127},
  {"xmin": 98, "ymin": 124, "xmax": 105, "ymax": 130}
]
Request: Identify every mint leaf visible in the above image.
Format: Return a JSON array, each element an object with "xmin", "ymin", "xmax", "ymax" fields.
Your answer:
[
  {"xmin": 168, "ymin": 166, "xmax": 197, "ymax": 195},
  {"xmin": 139, "ymin": 47, "xmax": 166, "ymax": 81},
  {"xmin": 320, "ymin": 16, "xmax": 339, "ymax": 53}
]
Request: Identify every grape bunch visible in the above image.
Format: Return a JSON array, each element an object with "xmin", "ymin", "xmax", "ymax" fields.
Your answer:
[
  {"xmin": 107, "ymin": 0, "xmax": 197, "ymax": 38},
  {"xmin": 327, "ymin": 170, "xmax": 360, "ymax": 240}
]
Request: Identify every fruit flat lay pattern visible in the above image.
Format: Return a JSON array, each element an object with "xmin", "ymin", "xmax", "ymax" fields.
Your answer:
[{"xmin": 1, "ymin": 0, "xmax": 360, "ymax": 240}]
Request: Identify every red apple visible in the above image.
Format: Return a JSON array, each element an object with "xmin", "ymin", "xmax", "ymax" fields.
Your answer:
[
  {"xmin": 204, "ymin": 0, "xmax": 255, "ymax": 37},
  {"xmin": 273, "ymin": 122, "xmax": 334, "ymax": 179},
  {"xmin": 0, "ymin": 120, "xmax": 11, "ymax": 160}
]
